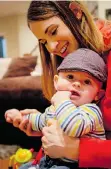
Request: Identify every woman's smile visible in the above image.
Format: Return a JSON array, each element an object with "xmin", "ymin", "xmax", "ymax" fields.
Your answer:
[
  {"xmin": 29, "ymin": 16, "xmax": 79, "ymax": 58},
  {"xmin": 60, "ymin": 42, "xmax": 69, "ymax": 58}
]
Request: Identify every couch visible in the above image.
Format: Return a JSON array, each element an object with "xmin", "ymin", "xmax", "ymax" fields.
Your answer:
[{"xmin": 0, "ymin": 56, "xmax": 50, "ymax": 158}]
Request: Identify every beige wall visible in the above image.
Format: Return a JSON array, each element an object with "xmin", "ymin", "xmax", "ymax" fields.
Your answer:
[
  {"xmin": 98, "ymin": 1, "xmax": 111, "ymax": 19},
  {"xmin": 0, "ymin": 14, "xmax": 40, "ymax": 60},
  {"xmin": 18, "ymin": 14, "xmax": 40, "ymax": 58},
  {"xmin": 0, "ymin": 15, "xmax": 19, "ymax": 58}
]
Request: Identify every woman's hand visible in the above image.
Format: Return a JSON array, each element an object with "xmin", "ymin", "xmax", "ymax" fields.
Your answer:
[
  {"xmin": 42, "ymin": 119, "xmax": 79, "ymax": 160},
  {"xmin": 18, "ymin": 118, "xmax": 42, "ymax": 137},
  {"xmin": 18, "ymin": 109, "xmax": 42, "ymax": 136}
]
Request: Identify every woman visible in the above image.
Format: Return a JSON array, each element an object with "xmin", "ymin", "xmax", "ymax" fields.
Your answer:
[{"xmin": 12, "ymin": 1, "xmax": 111, "ymax": 168}]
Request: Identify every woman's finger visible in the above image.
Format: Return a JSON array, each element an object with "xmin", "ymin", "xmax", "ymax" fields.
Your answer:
[
  {"xmin": 26, "ymin": 122, "xmax": 42, "ymax": 136},
  {"xmin": 18, "ymin": 119, "xmax": 42, "ymax": 136},
  {"xmin": 41, "ymin": 135, "xmax": 48, "ymax": 144},
  {"xmin": 47, "ymin": 119, "xmax": 57, "ymax": 127},
  {"xmin": 19, "ymin": 119, "xmax": 29, "ymax": 132},
  {"xmin": 13, "ymin": 118, "xmax": 21, "ymax": 128}
]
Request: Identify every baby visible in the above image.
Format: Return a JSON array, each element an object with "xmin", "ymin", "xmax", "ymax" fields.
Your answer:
[{"xmin": 5, "ymin": 48, "xmax": 107, "ymax": 169}]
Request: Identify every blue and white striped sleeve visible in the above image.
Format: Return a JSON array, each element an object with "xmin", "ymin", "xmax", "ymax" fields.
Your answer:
[
  {"xmin": 25, "ymin": 105, "xmax": 55, "ymax": 131},
  {"xmin": 55, "ymin": 101, "xmax": 105, "ymax": 138}
]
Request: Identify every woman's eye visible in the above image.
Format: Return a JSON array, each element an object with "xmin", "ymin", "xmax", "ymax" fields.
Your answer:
[
  {"xmin": 84, "ymin": 79, "xmax": 91, "ymax": 85},
  {"xmin": 67, "ymin": 75, "xmax": 74, "ymax": 80},
  {"xmin": 50, "ymin": 28, "xmax": 57, "ymax": 35}
]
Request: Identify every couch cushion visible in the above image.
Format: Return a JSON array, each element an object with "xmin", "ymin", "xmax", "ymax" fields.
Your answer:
[{"xmin": 3, "ymin": 56, "xmax": 37, "ymax": 78}]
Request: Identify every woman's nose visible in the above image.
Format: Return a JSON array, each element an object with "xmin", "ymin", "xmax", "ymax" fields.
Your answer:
[
  {"xmin": 72, "ymin": 81, "xmax": 81, "ymax": 88},
  {"xmin": 47, "ymin": 41, "xmax": 58, "ymax": 53}
]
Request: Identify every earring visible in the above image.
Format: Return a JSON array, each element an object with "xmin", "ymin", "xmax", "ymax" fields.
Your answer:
[{"xmin": 50, "ymin": 53, "xmax": 54, "ymax": 57}]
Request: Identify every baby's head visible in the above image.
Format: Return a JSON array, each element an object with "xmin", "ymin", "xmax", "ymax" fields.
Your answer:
[{"xmin": 54, "ymin": 48, "xmax": 107, "ymax": 106}]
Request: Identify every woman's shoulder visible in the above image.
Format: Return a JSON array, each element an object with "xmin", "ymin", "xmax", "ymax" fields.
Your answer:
[{"xmin": 95, "ymin": 18, "xmax": 111, "ymax": 51}]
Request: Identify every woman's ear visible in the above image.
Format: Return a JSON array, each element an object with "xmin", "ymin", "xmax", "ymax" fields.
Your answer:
[
  {"xmin": 94, "ymin": 89, "xmax": 105, "ymax": 101},
  {"xmin": 69, "ymin": 1, "xmax": 83, "ymax": 20},
  {"xmin": 54, "ymin": 75, "xmax": 59, "ymax": 91}
]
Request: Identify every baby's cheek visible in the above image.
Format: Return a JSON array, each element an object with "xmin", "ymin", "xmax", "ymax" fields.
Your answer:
[{"xmin": 88, "ymin": 92, "xmax": 96, "ymax": 101}]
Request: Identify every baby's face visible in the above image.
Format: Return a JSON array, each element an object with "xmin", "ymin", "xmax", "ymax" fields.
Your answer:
[{"xmin": 54, "ymin": 71, "xmax": 102, "ymax": 106}]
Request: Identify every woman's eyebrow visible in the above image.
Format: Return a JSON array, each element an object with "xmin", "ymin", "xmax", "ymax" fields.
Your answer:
[{"xmin": 45, "ymin": 24, "xmax": 55, "ymax": 34}]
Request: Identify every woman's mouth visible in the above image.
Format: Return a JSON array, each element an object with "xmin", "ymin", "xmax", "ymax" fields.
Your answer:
[{"xmin": 60, "ymin": 42, "xmax": 69, "ymax": 57}]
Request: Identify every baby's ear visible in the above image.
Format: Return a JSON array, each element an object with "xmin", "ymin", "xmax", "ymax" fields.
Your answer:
[
  {"xmin": 54, "ymin": 75, "xmax": 59, "ymax": 91},
  {"xmin": 69, "ymin": 1, "xmax": 83, "ymax": 20},
  {"xmin": 95, "ymin": 89, "xmax": 105, "ymax": 101}
]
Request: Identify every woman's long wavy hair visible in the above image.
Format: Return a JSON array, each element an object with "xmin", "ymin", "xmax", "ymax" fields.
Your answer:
[{"xmin": 27, "ymin": 1, "xmax": 104, "ymax": 101}]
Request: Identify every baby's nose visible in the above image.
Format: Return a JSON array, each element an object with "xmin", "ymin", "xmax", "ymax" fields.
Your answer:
[{"xmin": 72, "ymin": 81, "xmax": 81, "ymax": 88}]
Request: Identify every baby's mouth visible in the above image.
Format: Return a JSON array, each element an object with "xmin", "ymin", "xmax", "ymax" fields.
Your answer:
[{"xmin": 71, "ymin": 91, "xmax": 80, "ymax": 97}]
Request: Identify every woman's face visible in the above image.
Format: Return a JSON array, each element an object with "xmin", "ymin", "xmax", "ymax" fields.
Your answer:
[{"xmin": 29, "ymin": 16, "xmax": 79, "ymax": 58}]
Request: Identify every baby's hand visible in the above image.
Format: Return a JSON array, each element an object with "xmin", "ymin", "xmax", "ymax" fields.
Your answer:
[
  {"xmin": 20, "ymin": 109, "xmax": 39, "ymax": 115},
  {"xmin": 5, "ymin": 109, "xmax": 22, "ymax": 126},
  {"xmin": 51, "ymin": 91, "xmax": 71, "ymax": 106}
]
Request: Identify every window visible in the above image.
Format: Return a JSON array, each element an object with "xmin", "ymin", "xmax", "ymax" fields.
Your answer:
[{"xmin": 0, "ymin": 36, "xmax": 7, "ymax": 58}]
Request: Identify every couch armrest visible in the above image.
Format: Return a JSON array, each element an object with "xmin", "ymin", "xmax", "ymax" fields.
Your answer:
[{"xmin": 0, "ymin": 76, "xmax": 41, "ymax": 91}]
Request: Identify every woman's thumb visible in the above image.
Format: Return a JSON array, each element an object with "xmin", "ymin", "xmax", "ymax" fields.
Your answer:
[{"xmin": 47, "ymin": 119, "xmax": 57, "ymax": 126}]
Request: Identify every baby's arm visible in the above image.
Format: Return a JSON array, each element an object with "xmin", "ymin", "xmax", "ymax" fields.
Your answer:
[
  {"xmin": 54, "ymin": 101, "xmax": 105, "ymax": 138},
  {"xmin": 5, "ymin": 109, "xmax": 39, "ymax": 127},
  {"xmin": 5, "ymin": 107, "xmax": 54, "ymax": 132}
]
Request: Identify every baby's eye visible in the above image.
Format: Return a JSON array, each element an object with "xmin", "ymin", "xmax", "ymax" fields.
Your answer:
[
  {"xmin": 67, "ymin": 75, "xmax": 74, "ymax": 80},
  {"xmin": 84, "ymin": 79, "xmax": 91, "ymax": 85}
]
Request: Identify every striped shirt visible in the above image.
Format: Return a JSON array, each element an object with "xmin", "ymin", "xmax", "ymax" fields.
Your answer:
[{"xmin": 26, "ymin": 100, "xmax": 105, "ymax": 140}]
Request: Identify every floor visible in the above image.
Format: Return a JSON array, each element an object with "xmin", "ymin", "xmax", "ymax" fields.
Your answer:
[{"xmin": 0, "ymin": 159, "xmax": 9, "ymax": 169}]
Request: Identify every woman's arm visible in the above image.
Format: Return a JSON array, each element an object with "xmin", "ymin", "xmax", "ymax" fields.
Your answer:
[
  {"xmin": 79, "ymin": 137, "xmax": 111, "ymax": 168},
  {"xmin": 95, "ymin": 19, "xmax": 111, "ymax": 130},
  {"xmin": 101, "ymin": 51, "xmax": 111, "ymax": 130}
]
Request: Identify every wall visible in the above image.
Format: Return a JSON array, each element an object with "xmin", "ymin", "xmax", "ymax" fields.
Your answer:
[
  {"xmin": 98, "ymin": 1, "xmax": 111, "ymax": 19},
  {"xmin": 17, "ymin": 14, "xmax": 40, "ymax": 57},
  {"xmin": 0, "ymin": 15, "xmax": 19, "ymax": 58},
  {"xmin": 0, "ymin": 14, "xmax": 40, "ymax": 61}
]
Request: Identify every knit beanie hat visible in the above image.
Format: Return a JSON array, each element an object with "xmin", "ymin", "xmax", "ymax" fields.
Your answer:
[{"xmin": 57, "ymin": 48, "xmax": 107, "ymax": 82}]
